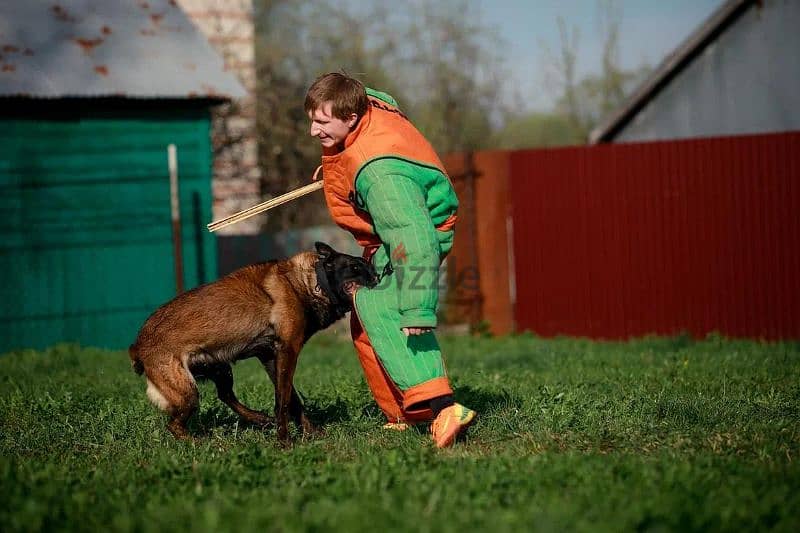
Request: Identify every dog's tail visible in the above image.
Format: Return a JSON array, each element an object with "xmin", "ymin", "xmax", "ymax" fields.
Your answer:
[{"xmin": 128, "ymin": 343, "xmax": 145, "ymax": 375}]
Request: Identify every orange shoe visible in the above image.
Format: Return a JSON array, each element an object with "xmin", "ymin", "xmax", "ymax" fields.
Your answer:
[{"xmin": 431, "ymin": 403, "xmax": 477, "ymax": 448}]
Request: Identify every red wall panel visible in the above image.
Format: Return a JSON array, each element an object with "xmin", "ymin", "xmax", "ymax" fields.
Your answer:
[{"xmin": 510, "ymin": 131, "xmax": 800, "ymax": 340}]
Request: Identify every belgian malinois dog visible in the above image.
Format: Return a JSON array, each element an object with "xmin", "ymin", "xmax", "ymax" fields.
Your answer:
[{"xmin": 129, "ymin": 242, "xmax": 378, "ymax": 444}]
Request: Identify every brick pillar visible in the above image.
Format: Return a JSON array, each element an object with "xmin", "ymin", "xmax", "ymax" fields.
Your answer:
[{"xmin": 177, "ymin": 0, "xmax": 261, "ymax": 235}]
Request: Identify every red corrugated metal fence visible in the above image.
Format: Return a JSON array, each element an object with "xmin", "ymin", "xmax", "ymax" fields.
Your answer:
[{"xmin": 510, "ymin": 131, "xmax": 800, "ymax": 340}]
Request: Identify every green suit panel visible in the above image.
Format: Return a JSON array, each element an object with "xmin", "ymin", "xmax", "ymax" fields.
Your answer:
[{"xmin": 352, "ymin": 162, "xmax": 456, "ymax": 390}]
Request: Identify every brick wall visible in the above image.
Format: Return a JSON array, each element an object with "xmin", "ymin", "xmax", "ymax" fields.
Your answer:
[{"xmin": 177, "ymin": 0, "xmax": 261, "ymax": 234}]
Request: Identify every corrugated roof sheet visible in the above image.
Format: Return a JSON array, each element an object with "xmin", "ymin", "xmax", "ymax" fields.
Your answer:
[{"xmin": 0, "ymin": 0, "xmax": 247, "ymax": 99}]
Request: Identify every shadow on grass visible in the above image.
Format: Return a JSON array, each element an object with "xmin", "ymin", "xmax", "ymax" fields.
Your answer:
[
  {"xmin": 303, "ymin": 395, "xmax": 353, "ymax": 426},
  {"xmin": 187, "ymin": 394, "xmax": 355, "ymax": 437},
  {"xmin": 454, "ymin": 385, "xmax": 523, "ymax": 415},
  {"xmin": 185, "ymin": 387, "xmax": 519, "ymax": 437},
  {"xmin": 190, "ymin": 404, "xmax": 268, "ymax": 437}
]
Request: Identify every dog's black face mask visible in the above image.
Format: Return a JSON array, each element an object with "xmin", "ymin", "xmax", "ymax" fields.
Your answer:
[{"xmin": 314, "ymin": 242, "xmax": 378, "ymax": 309}]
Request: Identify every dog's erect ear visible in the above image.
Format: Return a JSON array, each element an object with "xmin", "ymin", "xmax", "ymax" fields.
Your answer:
[{"xmin": 315, "ymin": 241, "xmax": 335, "ymax": 260}]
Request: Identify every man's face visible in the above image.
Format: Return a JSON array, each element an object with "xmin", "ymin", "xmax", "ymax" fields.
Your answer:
[{"xmin": 308, "ymin": 102, "xmax": 358, "ymax": 149}]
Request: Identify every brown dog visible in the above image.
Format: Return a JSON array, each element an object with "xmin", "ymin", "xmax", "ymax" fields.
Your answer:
[{"xmin": 129, "ymin": 242, "xmax": 377, "ymax": 443}]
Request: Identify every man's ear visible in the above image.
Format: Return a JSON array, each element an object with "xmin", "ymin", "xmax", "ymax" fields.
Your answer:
[
  {"xmin": 315, "ymin": 241, "xmax": 335, "ymax": 260},
  {"xmin": 346, "ymin": 113, "xmax": 359, "ymax": 128}
]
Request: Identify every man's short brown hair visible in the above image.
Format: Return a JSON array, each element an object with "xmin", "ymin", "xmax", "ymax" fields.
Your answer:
[{"xmin": 304, "ymin": 72, "xmax": 368, "ymax": 120}]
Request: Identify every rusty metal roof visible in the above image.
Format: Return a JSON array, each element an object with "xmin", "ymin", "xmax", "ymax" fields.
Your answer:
[{"xmin": 0, "ymin": 0, "xmax": 246, "ymax": 100}]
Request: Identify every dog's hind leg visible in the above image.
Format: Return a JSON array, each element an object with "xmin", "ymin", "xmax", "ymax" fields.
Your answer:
[
  {"xmin": 196, "ymin": 362, "xmax": 274, "ymax": 428},
  {"xmin": 145, "ymin": 357, "xmax": 199, "ymax": 439},
  {"xmin": 257, "ymin": 354, "xmax": 322, "ymax": 439}
]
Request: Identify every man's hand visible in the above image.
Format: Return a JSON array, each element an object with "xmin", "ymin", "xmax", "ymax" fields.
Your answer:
[{"xmin": 402, "ymin": 327, "xmax": 434, "ymax": 336}]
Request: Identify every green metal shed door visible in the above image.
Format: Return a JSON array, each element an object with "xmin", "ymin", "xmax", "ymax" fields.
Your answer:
[{"xmin": 0, "ymin": 108, "xmax": 217, "ymax": 352}]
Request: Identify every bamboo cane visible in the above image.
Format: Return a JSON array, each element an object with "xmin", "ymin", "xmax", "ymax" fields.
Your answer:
[{"xmin": 207, "ymin": 180, "xmax": 324, "ymax": 233}]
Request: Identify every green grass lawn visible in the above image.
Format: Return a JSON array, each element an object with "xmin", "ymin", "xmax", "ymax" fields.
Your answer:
[{"xmin": 1, "ymin": 333, "xmax": 799, "ymax": 532}]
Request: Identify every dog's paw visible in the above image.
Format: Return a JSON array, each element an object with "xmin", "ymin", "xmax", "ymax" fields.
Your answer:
[
  {"xmin": 277, "ymin": 434, "xmax": 294, "ymax": 449},
  {"xmin": 247, "ymin": 413, "xmax": 275, "ymax": 429},
  {"xmin": 302, "ymin": 423, "xmax": 325, "ymax": 440}
]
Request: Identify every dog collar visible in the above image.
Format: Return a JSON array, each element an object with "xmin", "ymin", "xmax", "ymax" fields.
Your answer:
[{"xmin": 314, "ymin": 259, "xmax": 350, "ymax": 311}]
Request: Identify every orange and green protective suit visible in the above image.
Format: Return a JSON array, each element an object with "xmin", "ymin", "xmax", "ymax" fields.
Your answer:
[{"xmin": 320, "ymin": 89, "xmax": 459, "ymax": 423}]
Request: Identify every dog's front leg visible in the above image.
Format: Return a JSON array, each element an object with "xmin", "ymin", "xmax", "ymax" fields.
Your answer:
[{"xmin": 272, "ymin": 344, "xmax": 300, "ymax": 446}]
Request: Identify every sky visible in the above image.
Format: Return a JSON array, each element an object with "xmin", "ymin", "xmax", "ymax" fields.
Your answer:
[{"xmin": 477, "ymin": 0, "xmax": 724, "ymax": 110}]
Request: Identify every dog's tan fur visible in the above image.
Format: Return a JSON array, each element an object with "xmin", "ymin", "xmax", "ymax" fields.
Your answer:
[{"xmin": 129, "ymin": 248, "xmax": 369, "ymax": 444}]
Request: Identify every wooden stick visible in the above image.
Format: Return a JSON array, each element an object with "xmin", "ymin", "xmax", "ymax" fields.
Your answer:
[{"xmin": 207, "ymin": 180, "xmax": 324, "ymax": 232}]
